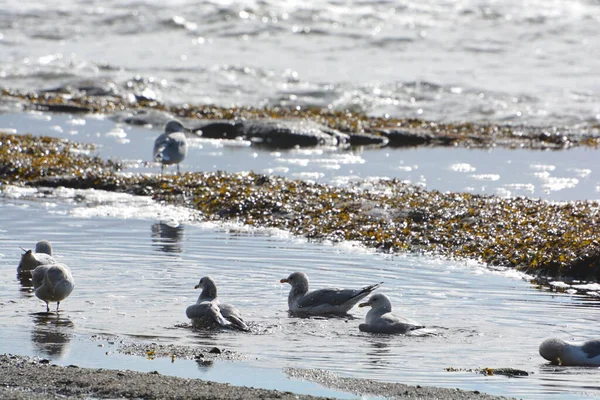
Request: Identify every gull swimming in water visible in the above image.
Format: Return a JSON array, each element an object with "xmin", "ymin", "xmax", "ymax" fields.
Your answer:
[
  {"xmin": 186, "ymin": 277, "xmax": 249, "ymax": 331},
  {"xmin": 280, "ymin": 271, "xmax": 382, "ymax": 316},
  {"xmin": 192, "ymin": 276, "xmax": 249, "ymax": 331},
  {"xmin": 358, "ymin": 293, "xmax": 424, "ymax": 334},
  {"xmin": 17, "ymin": 240, "xmax": 56, "ymax": 275},
  {"xmin": 539, "ymin": 338, "xmax": 600, "ymax": 366},
  {"xmin": 153, "ymin": 120, "xmax": 188, "ymax": 174},
  {"xmin": 31, "ymin": 263, "xmax": 75, "ymax": 313}
]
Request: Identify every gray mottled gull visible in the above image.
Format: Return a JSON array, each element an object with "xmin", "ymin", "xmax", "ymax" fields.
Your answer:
[
  {"xmin": 32, "ymin": 263, "xmax": 75, "ymax": 313},
  {"xmin": 153, "ymin": 120, "xmax": 188, "ymax": 174},
  {"xmin": 539, "ymin": 338, "xmax": 600, "ymax": 366},
  {"xmin": 17, "ymin": 240, "xmax": 56, "ymax": 275},
  {"xmin": 358, "ymin": 293, "xmax": 424, "ymax": 334},
  {"xmin": 186, "ymin": 277, "xmax": 249, "ymax": 331},
  {"xmin": 280, "ymin": 271, "xmax": 382, "ymax": 315}
]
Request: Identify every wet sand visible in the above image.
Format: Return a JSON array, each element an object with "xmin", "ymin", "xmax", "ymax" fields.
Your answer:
[{"xmin": 0, "ymin": 354, "xmax": 515, "ymax": 400}]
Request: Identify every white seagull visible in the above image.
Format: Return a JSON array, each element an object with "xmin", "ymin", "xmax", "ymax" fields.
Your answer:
[
  {"xmin": 153, "ymin": 120, "xmax": 188, "ymax": 174},
  {"xmin": 17, "ymin": 240, "xmax": 56, "ymax": 275},
  {"xmin": 539, "ymin": 338, "xmax": 600, "ymax": 366},
  {"xmin": 280, "ymin": 271, "xmax": 382, "ymax": 316},
  {"xmin": 31, "ymin": 263, "xmax": 75, "ymax": 313},
  {"xmin": 358, "ymin": 293, "xmax": 424, "ymax": 334}
]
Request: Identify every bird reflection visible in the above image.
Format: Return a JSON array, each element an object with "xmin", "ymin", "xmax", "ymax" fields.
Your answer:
[
  {"xmin": 195, "ymin": 357, "xmax": 214, "ymax": 372},
  {"xmin": 363, "ymin": 336, "xmax": 394, "ymax": 367},
  {"xmin": 151, "ymin": 221, "xmax": 184, "ymax": 254},
  {"xmin": 17, "ymin": 273, "xmax": 34, "ymax": 291},
  {"xmin": 30, "ymin": 313, "xmax": 74, "ymax": 359}
]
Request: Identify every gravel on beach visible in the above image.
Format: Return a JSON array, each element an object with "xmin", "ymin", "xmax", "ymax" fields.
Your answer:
[{"xmin": 0, "ymin": 354, "xmax": 516, "ymax": 400}]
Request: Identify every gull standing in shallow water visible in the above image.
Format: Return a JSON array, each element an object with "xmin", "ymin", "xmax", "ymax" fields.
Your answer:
[
  {"xmin": 186, "ymin": 277, "xmax": 250, "ymax": 331},
  {"xmin": 17, "ymin": 240, "xmax": 56, "ymax": 275},
  {"xmin": 153, "ymin": 120, "xmax": 188, "ymax": 174},
  {"xmin": 539, "ymin": 338, "xmax": 600, "ymax": 366},
  {"xmin": 280, "ymin": 271, "xmax": 382, "ymax": 316},
  {"xmin": 358, "ymin": 293, "xmax": 424, "ymax": 334},
  {"xmin": 31, "ymin": 263, "xmax": 74, "ymax": 313}
]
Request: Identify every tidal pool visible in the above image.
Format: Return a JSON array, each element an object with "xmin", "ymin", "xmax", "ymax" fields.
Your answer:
[{"xmin": 1, "ymin": 191, "xmax": 599, "ymax": 399}]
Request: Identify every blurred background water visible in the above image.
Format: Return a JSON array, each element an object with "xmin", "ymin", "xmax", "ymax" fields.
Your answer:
[
  {"xmin": 2, "ymin": 1, "xmax": 600, "ymax": 399},
  {"xmin": 0, "ymin": 0, "xmax": 599, "ymax": 126}
]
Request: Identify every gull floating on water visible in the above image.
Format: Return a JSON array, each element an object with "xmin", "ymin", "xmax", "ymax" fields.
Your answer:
[
  {"xmin": 153, "ymin": 120, "xmax": 188, "ymax": 174},
  {"xmin": 192, "ymin": 276, "xmax": 249, "ymax": 331},
  {"xmin": 280, "ymin": 271, "xmax": 382, "ymax": 315},
  {"xmin": 31, "ymin": 263, "xmax": 75, "ymax": 313},
  {"xmin": 358, "ymin": 293, "xmax": 424, "ymax": 334},
  {"xmin": 539, "ymin": 338, "xmax": 600, "ymax": 366},
  {"xmin": 186, "ymin": 277, "xmax": 249, "ymax": 331},
  {"xmin": 17, "ymin": 240, "xmax": 56, "ymax": 275}
]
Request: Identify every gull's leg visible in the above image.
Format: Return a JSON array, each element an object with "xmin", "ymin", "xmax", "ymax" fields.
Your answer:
[
  {"xmin": 45, "ymin": 301, "xmax": 50, "ymax": 313},
  {"xmin": 56, "ymin": 302, "xmax": 60, "ymax": 312}
]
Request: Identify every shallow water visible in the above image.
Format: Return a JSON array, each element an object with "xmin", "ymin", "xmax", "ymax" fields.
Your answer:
[
  {"xmin": 1, "ymin": 192, "xmax": 600, "ymax": 399},
  {"xmin": 2, "ymin": 111, "xmax": 600, "ymax": 202},
  {"xmin": 1, "ymin": 0, "xmax": 599, "ymax": 126}
]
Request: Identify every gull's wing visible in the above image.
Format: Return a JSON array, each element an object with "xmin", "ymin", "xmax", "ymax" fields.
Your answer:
[{"xmin": 297, "ymin": 282, "xmax": 382, "ymax": 309}]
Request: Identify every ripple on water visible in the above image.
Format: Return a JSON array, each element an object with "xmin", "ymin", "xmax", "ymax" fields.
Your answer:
[{"xmin": 1, "ymin": 193, "xmax": 600, "ymax": 399}]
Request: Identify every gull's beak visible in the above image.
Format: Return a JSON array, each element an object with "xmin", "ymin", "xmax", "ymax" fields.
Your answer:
[
  {"xmin": 194, "ymin": 284, "xmax": 201, "ymax": 289},
  {"xmin": 280, "ymin": 278, "xmax": 288, "ymax": 284},
  {"xmin": 19, "ymin": 246, "xmax": 28, "ymax": 253},
  {"xmin": 358, "ymin": 301, "xmax": 369, "ymax": 308}
]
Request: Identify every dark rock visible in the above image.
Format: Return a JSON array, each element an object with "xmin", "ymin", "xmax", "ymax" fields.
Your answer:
[
  {"xmin": 377, "ymin": 128, "xmax": 434, "ymax": 147},
  {"xmin": 193, "ymin": 121, "xmax": 244, "ymax": 139}
]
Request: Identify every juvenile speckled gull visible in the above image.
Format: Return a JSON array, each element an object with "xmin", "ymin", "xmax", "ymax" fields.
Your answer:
[
  {"xmin": 17, "ymin": 240, "xmax": 56, "ymax": 275},
  {"xmin": 358, "ymin": 293, "xmax": 424, "ymax": 334},
  {"xmin": 539, "ymin": 338, "xmax": 600, "ymax": 366},
  {"xmin": 31, "ymin": 263, "xmax": 75, "ymax": 313},
  {"xmin": 193, "ymin": 276, "xmax": 249, "ymax": 331},
  {"xmin": 186, "ymin": 277, "xmax": 249, "ymax": 331},
  {"xmin": 280, "ymin": 271, "xmax": 382, "ymax": 315},
  {"xmin": 153, "ymin": 120, "xmax": 188, "ymax": 174}
]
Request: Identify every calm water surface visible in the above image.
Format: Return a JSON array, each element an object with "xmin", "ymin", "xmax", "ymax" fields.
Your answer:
[{"xmin": 1, "ymin": 192, "xmax": 600, "ymax": 399}]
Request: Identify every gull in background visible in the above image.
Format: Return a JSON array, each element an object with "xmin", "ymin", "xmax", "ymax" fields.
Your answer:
[
  {"xmin": 153, "ymin": 120, "xmax": 188, "ymax": 174},
  {"xmin": 17, "ymin": 240, "xmax": 56, "ymax": 275}
]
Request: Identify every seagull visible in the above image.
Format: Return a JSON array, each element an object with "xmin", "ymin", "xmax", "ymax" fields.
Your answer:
[
  {"xmin": 31, "ymin": 263, "xmax": 75, "ymax": 313},
  {"xmin": 186, "ymin": 299, "xmax": 234, "ymax": 330},
  {"xmin": 153, "ymin": 120, "xmax": 188, "ymax": 174},
  {"xmin": 280, "ymin": 271, "xmax": 382, "ymax": 316},
  {"xmin": 539, "ymin": 338, "xmax": 600, "ymax": 366},
  {"xmin": 358, "ymin": 293, "xmax": 424, "ymax": 334},
  {"xmin": 17, "ymin": 240, "xmax": 56, "ymax": 275},
  {"xmin": 192, "ymin": 276, "xmax": 249, "ymax": 331}
]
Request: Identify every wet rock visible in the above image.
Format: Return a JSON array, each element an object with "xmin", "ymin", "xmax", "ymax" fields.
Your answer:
[{"xmin": 377, "ymin": 128, "xmax": 435, "ymax": 147}]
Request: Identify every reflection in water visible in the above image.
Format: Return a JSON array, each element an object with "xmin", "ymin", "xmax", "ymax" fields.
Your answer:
[
  {"xmin": 196, "ymin": 358, "xmax": 215, "ymax": 372},
  {"xmin": 151, "ymin": 221, "xmax": 184, "ymax": 254},
  {"xmin": 364, "ymin": 336, "xmax": 392, "ymax": 363},
  {"xmin": 31, "ymin": 314, "xmax": 74, "ymax": 359},
  {"xmin": 17, "ymin": 272, "xmax": 34, "ymax": 291}
]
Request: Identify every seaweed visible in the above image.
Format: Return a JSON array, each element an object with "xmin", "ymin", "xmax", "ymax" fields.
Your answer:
[{"xmin": 2, "ymin": 131, "xmax": 600, "ymax": 281}]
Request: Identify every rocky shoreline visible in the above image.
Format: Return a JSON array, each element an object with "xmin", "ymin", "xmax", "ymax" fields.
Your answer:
[
  {"xmin": 0, "ymin": 354, "xmax": 515, "ymax": 400},
  {"xmin": 1, "ymin": 130, "xmax": 600, "ymax": 281},
  {"xmin": 2, "ymin": 87, "xmax": 600, "ymax": 150}
]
